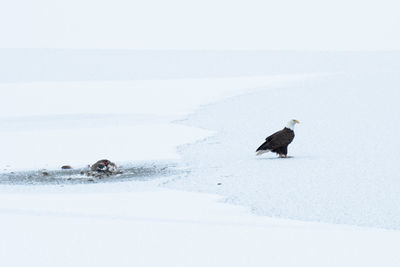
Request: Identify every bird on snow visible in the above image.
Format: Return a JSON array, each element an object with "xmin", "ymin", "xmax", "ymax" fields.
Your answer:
[{"xmin": 256, "ymin": 119, "xmax": 300, "ymax": 158}]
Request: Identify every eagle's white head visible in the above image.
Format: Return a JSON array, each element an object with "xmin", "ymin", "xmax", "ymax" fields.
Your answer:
[{"xmin": 286, "ymin": 119, "xmax": 300, "ymax": 130}]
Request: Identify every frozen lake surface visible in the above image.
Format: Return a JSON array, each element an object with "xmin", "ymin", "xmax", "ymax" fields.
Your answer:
[
  {"xmin": 167, "ymin": 71, "xmax": 400, "ymax": 229},
  {"xmin": 1, "ymin": 51, "xmax": 400, "ymax": 266}
]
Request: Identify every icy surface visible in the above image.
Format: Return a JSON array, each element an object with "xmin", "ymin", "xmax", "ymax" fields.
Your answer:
[
  {"xmin": 1, "ymin": 50, "xmax": 400, "ymax": 83},
  {"xmin": 167, "ymin": 71, "xmax": 400, "ymax": 229},
  {"xmin": 1, "ymin": 188, "xmax": 400, "ymax": 267},
  {"xmin": 1, "ymin": 52, "xmax": 400, "ymax": 266},
  {"xmin": 0, "ymin": 75, "xmax": 308, "ymax": 171}
]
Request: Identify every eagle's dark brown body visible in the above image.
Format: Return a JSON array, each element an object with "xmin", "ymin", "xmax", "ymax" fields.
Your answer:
[{"xmin": 256, "ymin": 127, "xmax": 295, "ymax": 157}]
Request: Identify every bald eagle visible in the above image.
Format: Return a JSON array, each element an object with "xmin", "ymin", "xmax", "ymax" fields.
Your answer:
[{"xmin": 256, "ymin": 119, "xmax": 299, "ymax": 158}]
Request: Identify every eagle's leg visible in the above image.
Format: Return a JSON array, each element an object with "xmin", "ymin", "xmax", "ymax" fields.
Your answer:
[{"xmin": 278, "ymin": 146, "xmax": 288, "ymax": 158}]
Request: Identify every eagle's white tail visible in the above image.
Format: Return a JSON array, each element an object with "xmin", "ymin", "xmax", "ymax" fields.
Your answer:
[{"xmin": 256, "ymin": 150, "xmax": 268, "ymax": 156}]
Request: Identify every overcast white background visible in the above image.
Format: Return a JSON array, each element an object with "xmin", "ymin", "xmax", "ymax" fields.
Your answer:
[{"xmin": 0, "ymin": 0, "xmax": 399, "ymax": 50}]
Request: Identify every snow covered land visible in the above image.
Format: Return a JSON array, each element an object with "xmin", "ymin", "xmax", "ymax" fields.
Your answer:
[
  {"xmin": 1, "ymin": 51, "xmax": 400, "ymax": 266},
  {"xmin": 169, "ymin": 71, "xmax": 400, "ymax": 229}
]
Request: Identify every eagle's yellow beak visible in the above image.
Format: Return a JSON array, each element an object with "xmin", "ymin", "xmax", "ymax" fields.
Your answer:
[{"xmin": 295, "ymin": 120, "xmax": 300, "ymax": 124}]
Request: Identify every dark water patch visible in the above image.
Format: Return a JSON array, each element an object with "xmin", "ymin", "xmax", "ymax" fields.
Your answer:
[{"xmin": 0, "ymin": 162, "xmax": 180, "ymax": 185}]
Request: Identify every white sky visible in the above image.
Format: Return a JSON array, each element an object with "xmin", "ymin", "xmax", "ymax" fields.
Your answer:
[{"xmin": 0, "ymin": 0, "xmax": 399, "ymax": 50}]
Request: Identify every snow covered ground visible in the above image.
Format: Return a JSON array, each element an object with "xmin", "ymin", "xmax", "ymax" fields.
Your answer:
[
  {"xmin": 168, "ymin": 71, "xmax": 400, "ymax": 230},
  {"xmin": 1, "ymin": 52, "xmax": 400, "ymax": 266},
  {"xmin": 0, "ymin": 75, "xmax": 309, "ymax": 171},
  {"xmin": 1, "ymin": 187, "xmax": 400, "ymax": 267}
]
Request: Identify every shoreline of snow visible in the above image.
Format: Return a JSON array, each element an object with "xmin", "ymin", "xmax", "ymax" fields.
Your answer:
[
  {"xmin": 0, "ymin": 74, "xmax": 319, "ymax": 172},
  {"xmin": 1, "ymin": 71, "xmax": 400, "ymax": 266}
]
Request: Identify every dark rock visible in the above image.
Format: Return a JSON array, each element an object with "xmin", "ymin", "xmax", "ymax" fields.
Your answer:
[
  {"xmin": 87, "ymin": 178, "xmax": 94, "ymax": 182},
  {"xmin": 88, "ymin": 159, "xmax": 119, "ymax": 178},
  {"xmin": 91, "ymin": 159, "xmax": 117, "ymax": 173},
  {"xmin": 61, "ymin": 165, "xmax": 72, "ymax": 170},
  {"xmin": 42, "ymin": 172, "xmax": 50, "ymax": 176}
]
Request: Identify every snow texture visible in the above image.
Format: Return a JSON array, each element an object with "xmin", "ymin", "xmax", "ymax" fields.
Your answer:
[
  {"xmin": 0, "ymin": 75, "xmax": 308, "ymax": 171},
  {"xmin": 1, "ymin": 187, "xmax": 400, "ymax": 267},
  {"xmin": 167, "ymin": 71, "xmax": 400, "ymax": 229},
  {"xmin": 1, "ymin": 51, "xmax": 400, "ymax": 266}
]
